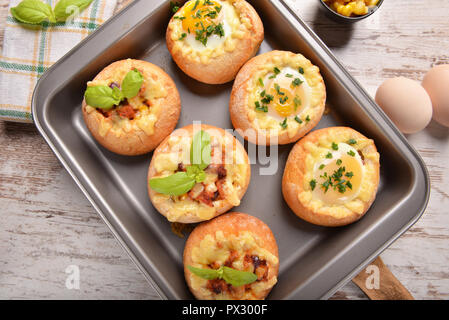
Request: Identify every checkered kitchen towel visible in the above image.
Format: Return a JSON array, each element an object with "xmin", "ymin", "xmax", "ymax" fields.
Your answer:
[{"xmin": 0, "ymin": 0, "xmax": 117, "ymax": 122}]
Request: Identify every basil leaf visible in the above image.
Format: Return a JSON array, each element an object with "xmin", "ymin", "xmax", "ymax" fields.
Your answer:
[
  {"xmin": 190, "ymin": 130, "xmax": 211, "ymax": 170},
  {"xmin": 186, "ymin": 165, "xmax": 206, "ymax": 183},
  {"xmin": 54, "ymin": 0, "xmax": 93, "ymax": 21},
  {"xmin": 112, "ymin": 86, "xmax": 124, "ymax": 101},
  {"xmin": 85, "ymin": 85, "xmax": 121, "ymax": 110},
  {"xmin": 149, "ymin": 172, "xmax": 196, "ymax": 196},
  {"xmin": 121, "ymin": 69, "xmax": 144, "ymax": 99},
  {"xmin": 11, "ymin": 0, "xmax": 55, "ymax": 24},
  {"xmin": 222, "ymin": 266, "xmax": 258, "ymax": 287},
  {"xmin": 187, "ymin": 266, "xmax": 220, "ymax": 280}
]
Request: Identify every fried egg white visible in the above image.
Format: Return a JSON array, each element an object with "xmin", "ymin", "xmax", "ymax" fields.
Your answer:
[
  {"xmin": 259, "ymin": 67, "xmax": 312, "ymax": 121},
  {"xmin": 180, "ymin": 0, "xmax": 231, "ymax": 51},
  {"xmin": 312, "ymin": 143, "xmax": 364, "ymax": 205}
]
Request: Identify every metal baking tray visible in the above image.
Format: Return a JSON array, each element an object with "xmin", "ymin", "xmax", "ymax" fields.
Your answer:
[{"xmin": 32, "ymin": 0, "xmax": 430, "ymax": 299}]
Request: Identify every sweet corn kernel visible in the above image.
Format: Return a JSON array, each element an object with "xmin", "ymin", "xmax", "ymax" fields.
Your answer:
[{"xmin": 323, "ymin": 0, "xmax": 379, "ymax": 17}]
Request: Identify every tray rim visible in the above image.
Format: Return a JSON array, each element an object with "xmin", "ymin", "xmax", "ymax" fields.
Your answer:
[{"xmin": 31, "ymin": 0, "xmax": 431, "ymax": 300}]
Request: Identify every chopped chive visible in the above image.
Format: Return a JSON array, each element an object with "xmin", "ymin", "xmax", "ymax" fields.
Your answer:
[
  {"xmin": 280, "ymin": 118, "xmax": 288, "ymax": 129},
  {"xmin": 336, "ymin": 159, "xmax": 342, "ymax": 165},
  {"xmin": 285, "ymin": 73, "xmax": 293, "ymax": 78},
  {"xmin": 347, "ymin": 150, "xmax": 356, "ymax": 157},
  {"xmin": 326, "ymin": 152, "xmax": 333, "ymax": 159},
  {"xmin": 294, "ymin": 97, "xmax": 301, "ymax": 110},
  {"xmin": 319, "ymin": 164, "xmax": 325, "ymax": 170},
  {"xmin": 292, "ymin": 78, "xmax": 303, "ymax": 87},
  {"xmin": 178, "ymin": 33, "xmax": 187, "ymax": 40},
  {"xmin": 192, "ymin": 0, "xmax": 200, "ymax": 11},
  {"xmin": 255, "ymin": 101, "xmax": 268, "ymax": 112},
  {"xmin": 294, "ymin": 116, "xmax": 303, "ymax": 124},
  {"xmin": 332, "ymin": 142, "xmax": 339, "ymax": 150},
  {"xmin": 305, "ymin": 115, "xmax": 311, "ymax": 122},
  {"xmin": 310, "ymin": 179, "xmax": 317, "ymax": 191},
  {"xmin": 345, "ymin": 172, "xmax": 354, "ymax": 178},
  {"xmin": 260, "ymin": 90, "xmax": 266, "ymax": 97},
  {"xmin": 348, "ymin": 139, "xmax": 357, "ymax": 145},
  {"xmin": 279, "ymin": 96, "xmax": 288, "ymax": 104},
  {"xmin": 299, "ymin": 67, "xmax": 304, "ymax": 74},
  {"xmin": 274, "ymin": 84, "xmax": 284, "ymax": 95},
  {"xmin": 258, "ymin": 78, "xmax": 264, "ymax": 87}
]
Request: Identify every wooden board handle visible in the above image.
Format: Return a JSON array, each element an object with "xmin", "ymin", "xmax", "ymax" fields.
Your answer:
[{"xmin": 352, "ymin": 257, "xmax": 414, "ymax": 300}]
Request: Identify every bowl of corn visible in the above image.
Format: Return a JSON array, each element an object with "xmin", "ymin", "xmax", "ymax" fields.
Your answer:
[{"xmin": 319, "ymin": 0, "xmax": 384, "ymax": 22}]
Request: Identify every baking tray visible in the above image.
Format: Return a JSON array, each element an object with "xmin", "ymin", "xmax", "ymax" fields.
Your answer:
[{"xmin": 32, "ymin": 0, "xmax": 430, "ymax": 299}]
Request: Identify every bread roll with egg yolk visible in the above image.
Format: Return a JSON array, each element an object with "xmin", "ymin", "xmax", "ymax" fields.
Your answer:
[
  {"xmin": 82, "ymin": 59, "xmax": 181, "ymax": 156},
  {"xmin": 282, "ymin": 127, "xmax": 380, "ymax": 227},
  {"xmin": 183, "ymin": 212, "xmax": 279, "ymax": 300},
  {"xmin": 148, "ymin": 124, "xmax": 251, "ymax": 223},
  {"xmin": 166, "ymin": 0, "xmax": 263, "ymax": 84},
  {"xmin": 230, "ymin": 50, "xmax": 326, "ymax": 145}
]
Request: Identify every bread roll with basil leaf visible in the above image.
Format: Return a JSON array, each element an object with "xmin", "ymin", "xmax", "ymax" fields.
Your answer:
[
  {"xmin": 184, "ymin": 212, "xmax": 279, "ymax": 300},
  {"xmin": 82, "ymin": 59, "xmax": 181, "ymax": 156},
  {"xmin": 148, "ymin": 124, "xmax": 251, "ymax": 223}
]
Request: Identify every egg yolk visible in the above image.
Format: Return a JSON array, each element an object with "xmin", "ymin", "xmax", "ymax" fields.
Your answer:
[
  {"xmin": 313, "ymin": 154, "xmax": 363, "ymax": 205},
  {"xmin": 268, "ymin": 82, "xmax": 305, "ymax": 118},
  {"xmin": 181, "ymin": 0, "xmax": 221, "ymax": 33}
]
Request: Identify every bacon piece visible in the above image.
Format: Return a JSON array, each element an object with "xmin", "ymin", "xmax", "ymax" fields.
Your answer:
[
  {"xmin": 176, "ymin": 163, "xmax": 186, "ymax": 172},
  {"xmin": 224, "ymin": 250, "xmax": 239, "ymax": 267},
  {"xmin": 97, "ymin": 108, "xmax": 113, "ymax": 118},
  {"xmin": 207, "ymin": 279, "xmax": 230, "ymax": 295},
  {"xmin": 116, "ymin": 104, "xmax": 136, "ymax": 120},
  {"xmin": 208, "ymin": 262, "xmax": 221, "ymax": 270},
  {"xmin": 196, "ymin": 190, "xmax": 215, "ymax": 207},
  {"xmin": 216, "ymin": 179, "xmax": 227, "ymax": 200},
  {"xmin": 243, "ymin": 254, "xmax": 269, "ymax": 281},
  {"xmin": 188, "ymin": 184, "xmax": 215, "ymax": 207}
]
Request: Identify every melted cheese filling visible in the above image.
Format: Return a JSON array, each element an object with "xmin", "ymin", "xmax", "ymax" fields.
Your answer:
[
  {"xmin": 190, "ymin": 231, "xmax": 278, "ymax": 300},
  {"xmin": 298, "ymin": 129, "xmax": 379, "ymax": 219},
  {"xmin": 247, "ymin": 53, "xmax": 325, "ymax": 139},
  {"xmin": 169, "ymin": 0, "xmax": 253, "ymax": 64},
  {"xmin": 151, "ymin": 133, "xmax": 248, "ymax": 222},
  {"xmin": 85, "ymin": 59, "xmax": 168, "ymax": 138}
]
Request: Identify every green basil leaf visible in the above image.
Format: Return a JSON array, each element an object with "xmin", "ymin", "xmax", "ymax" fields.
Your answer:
[
  {"xmin": 195, "ymin": 170, "xmax": 206, "ymax": 183},
  {"xmin": 84, "ymin": 85, "xmax": 121, "ymax": 110},
  {"xmin": 190, "ymin": 130, "xmax": 211, "ymax": 170},
  {"xmin": 222, "ymin": 266, "xmax": 258, "ymax": 287},
  {"xmin": 187, "ymin": 266, "xmax": 220, "ymax": 280},
  {"xmin": 11, "ymin": 0, "xmax": 55, "ymax": 24},
  {"xmin": 121, "ymin": 69, "xmax": 144, "ymax": 99},
  {"xmin": 54, "ymin": 0, "xmax": 93, "ymax": 21},
  {"xmin": 112, "ymin": 86, "xmax": 124, "ymax": 101},
  {"xmin": 186, "ymin": 165, "xmax": 206, "ymax": 183},
  {"xmin": 149, "ymin": 172, "xmax": 196, "ymax": 196}
]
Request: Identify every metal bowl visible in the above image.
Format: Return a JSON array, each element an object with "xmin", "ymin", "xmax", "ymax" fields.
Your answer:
[{"xmin": 319, "ymin": 0, "xmax": 384, "ymax": 22}]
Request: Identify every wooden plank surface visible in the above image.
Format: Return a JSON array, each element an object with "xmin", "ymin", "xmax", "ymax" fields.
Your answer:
[{"xmin": 0, "ymin": 0, "xmax": 448, "ymax": 300}]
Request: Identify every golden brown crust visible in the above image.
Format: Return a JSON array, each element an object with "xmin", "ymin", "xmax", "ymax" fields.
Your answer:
[
  {"xmin": 166, "ymin": 0, "xmax": 264, "ymax": 84},
  {"xmin": 147, "ymin": 124, "xmax": 251, "ymax": 224},
  {"xmin": 82, "ymin": 59, "xmax": 181, "ymax": 156},
  {"xmin": 230, "ymin": 50, "xmax": 326, "ymax": 145},
  {"xmin": 282, "ymin": 127, "xmax": 380, "ymax": 227},
  {"xmin": 183, "ymin": 212, "xmax": 279, "ymax": 300}
]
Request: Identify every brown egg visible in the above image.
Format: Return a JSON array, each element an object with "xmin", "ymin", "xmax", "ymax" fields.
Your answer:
[
  {"xmin": 422, "ymin": 65, "xmax": 449, "ymax": 128},
  {"xmin": 375, "ymin": 77, "xmax": 433, "ymax": 134}
]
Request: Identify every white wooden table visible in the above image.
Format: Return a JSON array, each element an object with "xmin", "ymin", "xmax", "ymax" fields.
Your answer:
[{"xmin": 0, "ymin": 0, "xmax": 448, "ymax": 300}]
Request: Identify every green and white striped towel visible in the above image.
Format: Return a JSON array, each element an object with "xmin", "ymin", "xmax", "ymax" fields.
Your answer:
[{"xmin": 0, "ymin": 0, "xmax": 117, "ymax": 123}]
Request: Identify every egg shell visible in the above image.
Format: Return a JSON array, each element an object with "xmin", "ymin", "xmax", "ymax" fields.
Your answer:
[
  {"xmin": 375, "ymin": 77, "xmax": 433, "ymax": 134},
  {"xmin": 422, "ymin": 64, "xmax": 449, "ymax": 128}
]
